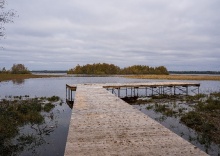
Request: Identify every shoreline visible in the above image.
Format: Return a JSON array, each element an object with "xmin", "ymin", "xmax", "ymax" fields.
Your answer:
[
  {"xmin": 123, "ymin": 74, "xmax": 220, "ymax": 81},
  {"xmin": 1, "ymin": 73, "xmax": 220, "ymax": 82},
  {"xmin": 0, "ymin": 73, "xmax": 63, "ymax": 82}
]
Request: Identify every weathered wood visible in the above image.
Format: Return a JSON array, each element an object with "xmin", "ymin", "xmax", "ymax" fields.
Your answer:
[
  {"xmin": 65, "ymin": 84, "xmax": 207, "ymax": 156},
  {"xmin": 102, "ymin": 82, "xmax": 200, "ymax": 88},
  {"xmin": 66, "ymin": 84, "xmax": 77, "ymax": 91},
  {"xmin": 66, "ymin": 82, "xmax": 200, "ymax": 100}
]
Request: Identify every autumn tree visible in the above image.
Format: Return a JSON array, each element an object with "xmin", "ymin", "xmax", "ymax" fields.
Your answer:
[
  {"xmin": 120, "ymin": 65, "xmax": 168, "ymax": 75},
  {"xmin": 68, "ymin": 63, "xmax": 120, "ymax": 75},
  {"xmin": 68, "ymin": 63, "xmax": 169, "ymax": 75},
  {"xmin": 11, "ymin": 64, "xmax": 31, "ymax": 74},
  {"xmin": 155, "ymin": 66, "xmax": 169, "ymax": 75},
  {"xmin": 0, "ymin": 67, "xmax": 5, "ymax": 72}
]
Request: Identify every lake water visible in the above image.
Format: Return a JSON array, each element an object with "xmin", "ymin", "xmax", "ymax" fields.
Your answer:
[{"xmin": 0, "ymin": 76, "xmax": 220, "ymax": 155}]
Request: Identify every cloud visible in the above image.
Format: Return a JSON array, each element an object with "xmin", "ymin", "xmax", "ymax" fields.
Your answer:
[{"xmin": 0, "ymin": 0, "xmax": 219, "ymax": 70}]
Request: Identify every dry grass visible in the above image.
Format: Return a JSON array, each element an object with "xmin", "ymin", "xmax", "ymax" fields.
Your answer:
[
  {"xmin": 0, "ymin": 73, "xmax": 63, "ymax": 82},
  {"xmin": 124, "ymin": 74, "xmax": 220, "ymax": 81},
  {"xmin": 1, "ymin": 73, "xmax": 219, "ymax": 82}
]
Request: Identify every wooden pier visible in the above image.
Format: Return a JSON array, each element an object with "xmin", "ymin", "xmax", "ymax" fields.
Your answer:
[
  {"xmin": 65, "ymin": 82, "xmax": 207, "ymax": 156},
  {"xmin": 66, "ymin": 82, "xmax": 200, "ymax": 103}
]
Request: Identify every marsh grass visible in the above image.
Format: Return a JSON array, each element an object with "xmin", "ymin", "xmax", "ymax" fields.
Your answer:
[
  {"xmin": 0, "ymin": 73, "xmax": 62, "ymax": 82},
  {"xmin": 180, "ymin": 93, "xmax": 220, "ymax": 145},
  {"xmin": 154, "ymin": 103, "xmax": 178, "ymax": 117},
  {"xmin": 0, "ymin": 95, "xmax": 60, "ymax": 155},
  {"xmin": 44, "ymin": 103, "xmax": 55, "ymax": 112},
  {"xmin": 130, "ymin": 92, "xmax": 220, "ymax": 146},
  {"xmin": 124, "ymin": 74, "xmax": 220, "ymax": 81},
  {"xmin": 47, "ymin": 96, "xmax": 60, "ymax": 102}
]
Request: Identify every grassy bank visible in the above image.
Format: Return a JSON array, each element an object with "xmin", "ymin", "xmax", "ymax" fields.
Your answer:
[
  {"xmin": 124, "ymin": 74, "xmax": 220, "ymax": 81},
  {"xmin": 0, "ymin": 73, "xmax": 63, "ymax": 82}
]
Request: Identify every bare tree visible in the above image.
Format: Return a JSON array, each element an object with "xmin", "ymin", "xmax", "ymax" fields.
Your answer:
[{"xmin": 0, "ymin": 0, "xmax": 16, "ymax": 39}]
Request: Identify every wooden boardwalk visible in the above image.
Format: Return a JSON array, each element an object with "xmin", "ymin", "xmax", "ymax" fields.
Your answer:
[
  {"xmin": 65, "ymin": 83, "xmax": 207, "ymax": 156},
  {"xmin": 66, "ymin": 82, "xmax": 200, "ymax": 102}
]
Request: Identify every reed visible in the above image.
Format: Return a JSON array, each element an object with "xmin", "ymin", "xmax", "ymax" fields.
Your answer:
[
  {"xmin": 124, "ymin": 74, "xmax": 220, "ymax": 81},
  {"xmin": 0, "ymin": 73, "xmax": 62, "ymax": 82}
]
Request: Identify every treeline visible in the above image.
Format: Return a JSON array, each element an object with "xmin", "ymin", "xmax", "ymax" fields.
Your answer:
[
  {"xmin": 0, "ymin": 64, "xmax": 31, "ymax": 74},
  {"xmin": 31, "ymin": 70, "xmax": 67, "ymax": 73},
  {"xmin": 67, "ymin": 63, "xmax": 169, "ymax": 75},
  {"xmin": 169, "ymin": 71, "xmax": 220, "ymax": 75}
]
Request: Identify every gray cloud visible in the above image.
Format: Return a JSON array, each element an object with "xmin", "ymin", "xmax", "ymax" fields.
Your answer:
[{"xmin": 0, "ymin": 0, "xmax": 219, "ymax": 70}]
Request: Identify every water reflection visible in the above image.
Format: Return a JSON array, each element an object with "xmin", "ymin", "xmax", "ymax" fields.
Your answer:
[
  {"xmin": 0, "ymin": 96, "xmax": 63, "ymax": 156},
  {"xmin": 131, "ymin": 98, "xmax": 220, "ymax": 156},
  {"xmin": 12, "ymin": 79, "xmax": 25, "ymax": 85},
  {"xmin": 66, "ymin": 99, "xmax": 74, "ymax": 109},
  {"xmin": 0, "ymin": 76, "xmax": 219, "ymax": 155}
]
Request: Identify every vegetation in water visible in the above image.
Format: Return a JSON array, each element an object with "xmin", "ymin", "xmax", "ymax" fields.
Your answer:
[
  {"xmin": 43, "ymin": 103, "xmax": 55, "ymax": 112},
  {"xmin": 67, "ymin": 63, "xmax": 169, "ymax": 75},
  {"xmin": 181, "ymin": 92, "xmax": 220, "ymax": 145},
  {"xmin": 47, "ymin": 96, "xmax": 60, "ymax": 102},
  {"xmin": 128, "ymin": 92, "xmax": 220, "ymax": 149},
  {"xmin": 0, "ymin": 95, "xmax": 61, "ymax": 156}
]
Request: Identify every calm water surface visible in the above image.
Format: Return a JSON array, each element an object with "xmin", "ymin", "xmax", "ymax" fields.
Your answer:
[{"xmin": 0, "ymin": 76, "xmax": 219, "ymax": 155}]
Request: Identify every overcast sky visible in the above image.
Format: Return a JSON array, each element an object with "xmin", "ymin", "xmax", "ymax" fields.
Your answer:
[{"xmin": 1, "ymin": 0, "xmax": 220, "ymax": 71}]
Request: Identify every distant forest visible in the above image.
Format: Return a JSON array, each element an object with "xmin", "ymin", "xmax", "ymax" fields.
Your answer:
[
  {"xmin": 31, "ymin": 70, "xmax": 67, "ymax": 73},
  {"xmin": 67, "ymin": 63, "xmax": 169, "ymax": 75},
  {"xmin": 169, "ymin": 71, "xmax": 220, "ymax": 75}
]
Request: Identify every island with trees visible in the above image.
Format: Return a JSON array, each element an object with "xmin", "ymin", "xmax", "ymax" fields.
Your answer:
[
  {"xmin": 0, "ymin": 64, "xmax": 31, "ymax": 74},
  {"xmin": 67, "ymin": 63, "xmax": 169, "ymax": 75},
  {"xmin": 0, "ymin": 64, "xmax": 61, "ymax": 82}
]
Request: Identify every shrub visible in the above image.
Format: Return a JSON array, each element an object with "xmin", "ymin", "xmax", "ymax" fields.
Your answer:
[{"xmin": 11, "ymin": 64, "xmax": 31, "ymax": 74}]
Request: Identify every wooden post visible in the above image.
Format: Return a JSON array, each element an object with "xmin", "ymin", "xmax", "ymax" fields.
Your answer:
[
  {"xmin": 66, "ymin": 86, "xmax": 67, "ymax": 99},
  {"xmin": 71, "ymin": 90, "xmax": 73, "ymax": 101},
  {"xmin": 118, "ymin": 88, "xmax": 120, "ymax": 97},
  {"xmin": 68, "ymin": 88, "xmax": 69, "ymax": 101}
]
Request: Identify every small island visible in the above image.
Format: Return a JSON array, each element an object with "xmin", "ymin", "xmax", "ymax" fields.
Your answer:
[
  {"xmin": 0, "ymin": 64, "xmax": 62, "ymax": 82},
  {"xmin": 67, "ymin": 63, "xmax": 169, "ymax": 75}
]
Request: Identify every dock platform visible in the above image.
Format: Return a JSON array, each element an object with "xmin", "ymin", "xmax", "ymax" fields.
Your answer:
[
  {"xmin": 66, "ymin": 82, "xmax": 200, "ymax": 102},
  {"xmin": 65, "ymin": 82, "xmax": 207, "ymax": 156}
]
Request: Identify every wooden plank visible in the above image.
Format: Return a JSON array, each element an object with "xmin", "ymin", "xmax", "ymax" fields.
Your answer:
[
  {"xmin": 65, "ymin": 84, "xmax": 207, "ymax": 156},
  {"xmin": 67, "ymin": 82, "xmax": 200, "ymax": 90},
  {"xmin": 102, "ymin": 82, "xmax": 200, "ymax": 88}
]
